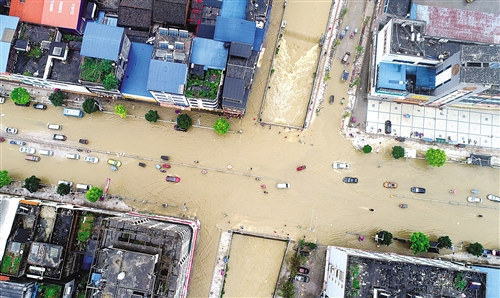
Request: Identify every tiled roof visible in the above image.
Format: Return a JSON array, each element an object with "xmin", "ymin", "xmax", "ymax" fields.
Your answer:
[
  {"xmin": 10, "ymin": 0, "xmax": 83, "ymax": 31},
  {"xmin": 153, "ymin": 0, "xmax": 188, "ymax": 26},
  {"xmin": 118, "ymin": 0, "xmax": 153, "ymax": 30}
]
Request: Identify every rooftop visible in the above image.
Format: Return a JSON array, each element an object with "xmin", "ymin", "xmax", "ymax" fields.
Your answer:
[
  {"xmin": 27, "ymin": 242, "xmax": 63, "ymax": 268},
  {"xmin": 213, "ymin": 17, "xmax": 256, "ymax": 45},
  {"xmin": 460, "ymin": 45, "xmax": 500, "ymax": 85},
  {"xmin": 0, "ymin": 15, "xmax": 19, "ymax": 73},
  {"xmin": 117, "ymin": 0, "xmax": 153, "ymax": 30},
  {"xmin": 153, "ymin": 27, "xmax": 192, "ymax": 64},
  {"xmin": 147, "ymin": 60, "xmax": 187, "ymax": 94},
  {"xmin": 120, "ymin": 42, "xmax": 155, "ymax": 99},
  {"xmin": 9, "ymin": 0, "xmax": 83, "ymax": 31},
  {"xmin": 190, "ymin": 38, "xmax": 228, "ymax": 71},
  {"xmin": 80, "ymin": 23, "xmax": 125, "ymax": 61},
  {"xmin": 153, "ymin": 0, "xmax": 189, "ymax": 26}
]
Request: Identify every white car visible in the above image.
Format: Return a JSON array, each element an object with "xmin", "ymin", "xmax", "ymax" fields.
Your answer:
[
  {"xmin": 276, "ymin": 183, "xmax": 290, "ymax": 189},
  {"xmin": 467, "ymin": 196, "xmax": 482, "ymax": 203},
  {"xmin": 19, "ymin": 147, "xmax": 36, "ymax": 154},
  {"xmin": 84, "ymin": 156, "xmax": 99, "ymax": 164},
  {"xmin": 332, "ymin": 162, "xmax": 349, "ymax": 169},
  {"xmin": 487, "ymin": 194, "xmax": 500, "ymax": 203},
  {"xmin": 5, "ymin": 127, "xmax": 18, "ymax": 134}
]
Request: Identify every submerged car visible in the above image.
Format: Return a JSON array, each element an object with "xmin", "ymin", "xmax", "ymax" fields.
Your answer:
[
  {"xmin": 25, "ymin": 155, "xmax": 40, "ymax": 162},
  {"xmin": 276, "ymin": 183, "xmax": 290, "ymax": 189},
  {"xmin": 295, "ymin": 274, "xmax": 310, "ymax": 283},
  {"xmin": 332, "ymin": 162, "xmax": 349, "ymax": 169},
  {"xmin": 166, "ymin": 176, "xmax": 181, "ymax": 183},
  {"xmin": 298, "ymin": 267, "xmax": 310, "ymax": 274},
  {"xmin": 52, "ymin": 134, "xmax": 67, "ymax": 141},
  {"xmin": 411, "ymin": 187, "xmax": 426, "ymax": 194},
  {"xmin": 33, "ymin": 103, "xmax": 47, "ymax": 110},
  {"xmin": 5, "ymin": 127, "xmax": 18, "ymax": 134},
  {"xmin": 487, "ymin": 194, "xmax": 500, "ymax": 203},
  {"xmin": 107, "ymin": 159, "xmax": 122, "ymax": 167},
  {"xmin": 84, "ymin": 156, "xmax": 99, "ymax": 164},
  {"xmin": 467, "ymin": 196, "xmax": 482, "ymax": 203},
  {"xmin": 343, "ymin": 177, "xmax": 358, "ymax": 183},
  {"xmin": 383, "ymin": 182, "xmax": 398, "ymax": 188},
  {"xmin": 10, "ymin": 140, "xmax": 26, "ymax": 146},
  {"xmin": 174, "ymin": 125, "xmax": 188, "ymax": 132},
  {"xmin": 341, "ymin": 70, "xmax": 349, "ymax": 81},
  {"xmin": 19, "ymin": 147, "xmax": 36, "ymax": 154}
]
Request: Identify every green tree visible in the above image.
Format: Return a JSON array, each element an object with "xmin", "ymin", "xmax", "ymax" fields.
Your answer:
[
  {"xmin": 102, "ymin": 73, "xmax": 118, "ymax": 90},
  {"xmin": 410, "ymin": 232, "xmax": 430, "ymax": 255},
  {"xmin": 0, "ymin": 170, "xmax": 12, "ymax": 188},
  {"xmin": 85, "ymin": 187, "xmax": 103, "ymax": 203},
  {"xmin": 213, "ymin": 118, "xmax": 230, "ymax": 135},
  {"xmin": 57, "ymin": 183, "xmax": 71, "ymax": 196},
  {"xmin": 24, "ymin": 175, "xmax": 41, "ymax": 193},
  {"xmin": 114, "ymin": 104, "xmax": 127, "ymax": 118},
  {"xmin": 426, "ymin": 148, "xmax": 447, "ymax": 167},
  {"xmin": 277, "ymin": 280, "xmax": 295, "ymax": 298},
  {"xmin": 467, "ymin": 242, "xmax": 484, "ymax": 257},
  {"xmin": 82, "ymin": 98, "xmax": 99, "ymax": 114},
  {"xmin": 48, "ymin": 90, "xmax": 66, "ymax": 106},
  {"xmin": 437, "ymin": 236, "xmax": 453, "ymax": 249},
  {"xmin": 377, "ymin": 230, "xmax": 393, "ymax": 246},
  {"xmin": 362, "ymin": 144, "xmax": 372, "ymax": 153},
  {"xmin": 355, "ymin": 46, "xmax": 364, "ymax": 54},
  {"xmin": 145, "ymin": 110, "xmax": 159, "ymax": 123},
  {"xmin": 177, "ymin": 113, "xmax": 192, "ymax": 130},
  {"xmin": 392, "ymin": 146, "xmax": 405, "ymax": 159},
  {"xmin": 10, "ymin": 87, "xmax": 31, "ymax": 105}
]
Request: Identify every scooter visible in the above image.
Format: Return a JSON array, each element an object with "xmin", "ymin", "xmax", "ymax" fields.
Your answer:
[
  {"xmin": 349, "ymin": 32, "xmax": 355, "ymax": 39},
  {"xmin": 471, "ymin": 189, "xmax": 478, "ymax": 194},
  {"xmin": 341, "ymin": 97, "xmax": 345, "ymax": 105}
]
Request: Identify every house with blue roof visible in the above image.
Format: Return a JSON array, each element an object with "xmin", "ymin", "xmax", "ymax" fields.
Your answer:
[
  {"xmin": 80, "ymin": 22, "xmax": 131, "ymax": 96},
  {"xmin": 0, "ymin": 15, "xmax": 19, "ymax": 74}
]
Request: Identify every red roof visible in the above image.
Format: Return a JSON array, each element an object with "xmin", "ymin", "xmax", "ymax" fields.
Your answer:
[
  {"xmin": 10, "ymin": 0, "xmax": 83, "ymax": 30},
  {"xmin": 415, "ymin": 5, "xmax": 500, "ymax": 44}
]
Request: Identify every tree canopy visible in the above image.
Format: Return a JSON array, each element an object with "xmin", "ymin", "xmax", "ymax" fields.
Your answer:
[
  {"xmin": 114, "ymin": 104, "xmax": 127, "ymax": 118},
  {"xmin": 213, "ymin": 118, "xmax": 230, "ymax": 135},
  {"xmin": 177, "ymin": 114, "xmax": 192, "ymax": 130},
  {"xmin": 57, "ymin": 183, "xmax": 71, "ymax": 196},
  {"xmin": 467, "ymin": 242, "xmax": 484, "ymax": 257},
  {"xmin": 145, "ymin": 110, "xmax": 159, "ymax": 123},
  {"xmin": 437, "ymin": 236, "xmax": 453, "ymax": 249},
  {"xmin": 102, "ymin": 73, "xmax": 118, "ymax": 90},
  {"xmin": 362, "ymin": 144, "xmax": 372, "ymax": 154},
  {"xmin": 377, "ymin": 230, "xmax": 393, "ymax": 246},
  {"xmin": 10, "ymin": 87, "xmax": 31, "ymax": 104},
  {"xmin": 392, "ymin": 146, "xmax": 405, "ymax": 159},
  {"xmin": 24, "ymin": 175, "xmax": 41, "ymax": 193},
  {"xmin": 0, "ymin": 170, "xmax": 12, "ymax": 188},
  {"xmin": 410, "ymin": 232, "xmax": 430, "ymax": 255},
  {"xmin": 48, "ymin": 90, "xmax": 66, "ymax": 106},
  {"xmin": 86, "ymin": 187, "xmax": 103, "ymax": 202},
  {"xmin": 426, "ymin": 148, "xmax": 447, "ymax": 167},
  {"xmin": 82, "ymin": 98, "xmax": 99, "ymax": 114}
]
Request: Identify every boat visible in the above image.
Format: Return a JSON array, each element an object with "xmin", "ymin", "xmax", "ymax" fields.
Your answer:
[
  {"xmin": 297, "ymin": 165, "xmax": 306, "ymax": 171},
  {"xmin": 138, "ymin": 162, "xmax": 146, "ymax": 167},
  {"xmin": 160, "ymin": 155, "xmax": 170, "ymax": 161}
]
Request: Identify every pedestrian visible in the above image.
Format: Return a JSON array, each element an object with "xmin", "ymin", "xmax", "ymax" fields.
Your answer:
[
  {"xmin": 194, "ymin": 160, "xmax": 199, "ymax": 164},
  {"xmin": 248, "ymin": 167, "xmax": 253, "ymax": 170}
]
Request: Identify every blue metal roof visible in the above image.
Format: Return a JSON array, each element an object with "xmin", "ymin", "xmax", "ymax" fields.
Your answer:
[
  {"xmin": 81, "ymin": 23, "xmax": 124, "ymax": 61},
  {"xmin": 190, "ymin": 38, "xmax": 228, "ymax": 70},
  {"xmin": 253, "ymin": 28, "xmax": 265, "ymax": 52},
  {"xmin": 378, "ymin": 62, "xmax": 407, "ymax": 91},
  {"xmin": 415, "ymin": 66, "xmax": 436, "ymax": 88},
  {"xmin": 147, "ymin": 60, "xmax": 187, "ymax": 94},
  {"xmin": 120, "ymin": 42, "xmax": 154, "ymax": 99},
  {"xmin": 0, "ymin": 15, "xmax": 19, "ymax": 73},
  {"xmin": 220, "ymin": 0, "xmax": 246, "ymax": 19},
  {"xmin": 214, "ymin": 17, "xmax": 255, "ymax": 45},
  {"xmin": 472, "ymin": 266, "xmax": 500, "ymax": 298}
]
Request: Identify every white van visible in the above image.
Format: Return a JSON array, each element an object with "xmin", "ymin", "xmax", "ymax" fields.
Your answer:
[
  {"xmin": 276, "ymin": 183, "xmax": 290, "ymax": 189},
  {"xmin": 66, "ymin": 153, "xmax": 80, "ymax": 160},
  {"xmin": 39, "ymin": 149, "xmax": 54, "ymax": 156},
  {"xmin": 63, "ymin": 108, "xmax": 84, "ymax": 118},
  {"xmin": 47, "ymin": 123, "xmax": 62, "ymax": 130},
  {"xmin": 76, "ymin": 184, "xmax": 92, "ymax": 192}
]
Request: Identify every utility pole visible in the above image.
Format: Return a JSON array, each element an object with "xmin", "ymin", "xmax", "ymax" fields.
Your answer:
[{"xmin": 308, "ymin": 209, "xmax": 314, "ymax": 231}]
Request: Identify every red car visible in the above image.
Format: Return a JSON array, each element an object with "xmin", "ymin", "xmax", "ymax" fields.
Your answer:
[{"xmin": 166, "ymin": 176, "xmax": 180, "ymax": 183}]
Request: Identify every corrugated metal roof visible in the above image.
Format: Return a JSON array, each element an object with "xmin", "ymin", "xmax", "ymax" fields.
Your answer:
[
  {"xmin": 472, "ymin": 266, "xmax": 500, "ymax": 298},
  {"xmin": 147, "ymin": 60, "xmax": 187, "ymax": 94},
  {"xmin": 377, "ymin": 62, "xmax": 407, "ymax": 91},
  {"xmin": 197, "ymin": 24, "xmax": 216, "ymax": 39},
  {"xmin": 0, "ymin": 15, "xmax": 19, "ymax": 73},
  {"xmin": 81, "ymin": 23, "xmax": 124, "ymax": 61},
  {"xmin": 220, "ymin": 0, "xmax": 246, "ymax": 20},
  {"xmin": 229, "ymin": 42, "xmax": 252, "ymax": 58},
  {"xmin": 214, "ymin": 17, "xmax": 256, "ymax": 45},
  {"xmin": 190, "ymin": 37, "xmax": 228, "ymax": 70},
  {"xmin": 222, "ymin": 76, "xmax": 245, "ymax": 100},
  {"xmin": 253, "ymin": 27, "xmax": 265, "ymax": 52},
  {"xmin": 121, "ymin": 42, "xmax": 155, "ymax": 99}
]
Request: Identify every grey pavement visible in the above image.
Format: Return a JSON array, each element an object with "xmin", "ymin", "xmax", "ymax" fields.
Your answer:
[{"xmin": 208, "ymin": 230, "xmax": 232, "ymax": 298}]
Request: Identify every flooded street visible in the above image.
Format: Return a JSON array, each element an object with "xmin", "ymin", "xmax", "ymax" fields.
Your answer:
[{"xmin": 0, "ymin": 0, "xmax": 499, "ymax": 297}]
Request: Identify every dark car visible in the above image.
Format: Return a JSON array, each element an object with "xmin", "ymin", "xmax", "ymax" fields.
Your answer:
[
  {"xmin": 33, "ymin": 103, "xmax": 47, "ymax": 110},
  {"xmin": 160, "ymin": 155, "xmax": 170, "ymax": 161},
  {"xmin": 385, "ymin": 120, "xmax": 392, "ymax": 134},
  {"xmin": 343, "ymin": 177, "xmax": 358, "ymax": 183},
  {"xmin": 329, "ymin": 95, "xmax": 334, "ymax": 104},
  {"xmin": 79, "ymin": 139, "xmax": 89, "ymax": 144},
  {"xmin": 411, "ymin": 187, "xmax": 426, "ymax": 194},
  {"xmin": 295, "ymin": 274, "xmax": 310, "ymax": 283},
  {"xmin": 298, "ymin": 267, "xmax": 310, "ymax": 274},
  {"xmin": 299, "ymin": 250, "xmax": 310, "ymax": 257},
  {"xmin": 14, "ymin": 101, "xmax": 31, "ymax": 107},
  {"xmin": 341, "ymin": 51, "xmax": 351, "ymax": 64},
  {"xmin": 166, "ymin": 176, "xmax": 181, "ymax": 183},
  {"xmin": 174, "ymin": 125, "xmax": 187, "ymax": 132}
]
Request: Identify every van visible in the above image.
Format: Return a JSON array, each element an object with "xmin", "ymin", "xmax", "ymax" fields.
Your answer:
[
  {"xmin": 276, "ymin": 183, "xmax": 290, "ymax": 189},
  {"xmin": 39, "ymin": 149, "xmax": 54, "ymax": 156},
  {"xmin": 25, "ymin": 155, "xmax": 41, "ymax": 162},
  {"xmin": 58, "ymin": 180, "xmax": 73, "ymax": 188},
  {"xmin": 62, "ymin": 108, "xmax": 84, "ymax": 118},
  {"xmin": 47, "ymin": 123, "xmax": 62, "ymax": 130},
  {"xmin": 76, "ymin": 184, "xmax": 92, "ymax": 192},
  {"xmin": 66, "ymin": 153, "xmax": 80, "ymax": 160}
]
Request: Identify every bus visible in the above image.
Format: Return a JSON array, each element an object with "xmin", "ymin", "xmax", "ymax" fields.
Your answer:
[{"xmin": 63, "ymin": 108, "xmax": 83, "ymax": 118}]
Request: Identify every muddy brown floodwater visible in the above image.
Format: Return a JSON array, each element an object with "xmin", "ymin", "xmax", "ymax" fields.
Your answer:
[{"xmin": 0, "ymin": 0, "xmax": 499, "ymax": 297}]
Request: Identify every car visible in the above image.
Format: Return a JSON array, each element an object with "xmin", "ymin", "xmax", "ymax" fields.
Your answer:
[
  {"xmin": 5, "ymin": 127, "xmax": 18, "ymax": 134},
  {"xmin": 466, "ymin": 0, "xmax": 475, "ymax": 2},
  {"xmin": 33, "ymin": 103, "xmax": 47, "ymax": 110},
  {"xmin": 58, "ymin": 180, "xmax": 73, "ymax": 188},
  {"xmin": 107, "ymin": 159, "xmax": 122, "ymax": 167},
  {"xmin": 411, "ymin": 187, "xmax": 426, "ymax": 194},
  {"xmin": 341, "ymin": 70, "xmax": 349, "ymax": 81},
  {"xmin": 79, "ymin": 139, "xmax": 89, "ymax": 144},
  {"xmin": 52, "ymin": 134, "xmax": 67, "ymax": 141},
  {"xmin": 0, "ymin": 137, "xmax": 3, "ymax": 142},
  {"xmin": 84, "ymin": 156, "xmax": 99, "ymax": 164},
  {"xmin": 343, "ymin": 177, "xmax": 358, "ymax": 183},
  {"xmin": 295, "ymin": 274, "xmax": 310, "ymax": 283},
  {"xmin": 298, "ymin": 267, "xmax": 310, "ymax": 274},
  {"xmin": 341, "ymin": 51, "xmax": 351, "ymax": 64},
  {"xmin": 25, "ymin": 155, "xmax": 40, "ymax": 162},
  {"xmin": 487, "ymin": 194, "xmax": 500, "ymax": 203},
  {"xmin": 339, "ymin": 30, "xmax": 346, "ymax": 39},
  {"xmin": 14, "ymin": 101, "xmax": 30, "ymax": 107},
  {"xmin": 276, "ymin": 183, "xmax": 290, "ymax": 189},
  {"xmin": 166, "ymin": 176, "xmax": 181, "ymax": 183},
  {"xmin": 299, "ymin": 250, "xmax": 310, "ymax": 257},
  {"xmin": 383, "ymin": 182, "xmax": 398, "ymax": 188},
  {"xmin": 174, "ymin": 125, "xmax": 188, "ymax": 132},
  {"xmin": 19, "ymin": 147, "xmax": 36, "ymax": 154},
  {"xmin": 385, "ymin": 120, "xmax": 392, "ymax": 134},
  {"xmin": 329, "ymin": 95, "xmax": 334, "ymax": 104},
  {"xmin": 47, "ymin": 123, "xmax": 62, "ymax": 130},
  {"xmin": 332, "ymin": 162, "xmax": 349, "ymax": 169},
  {"xmin": 10, "ymin": 140, "xmax": 26, "ymax": 146},
  {"xmin": 0, "ymin": 97, "xmax": 4, "ymax": 104},
  {"xmin": 467, "ymin": 196, "xmax": 482, "ymax": 203}
]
